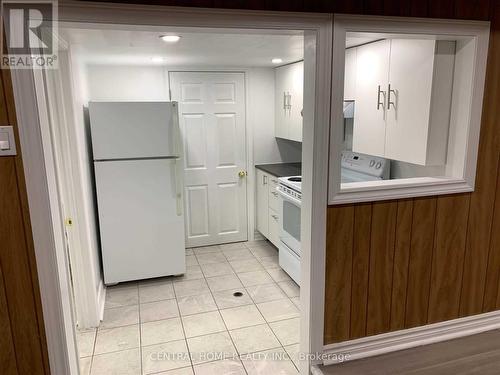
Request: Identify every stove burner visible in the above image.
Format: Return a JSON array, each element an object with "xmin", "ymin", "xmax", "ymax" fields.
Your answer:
[{"xmin": 288, "ymin": 177, "xmax": 302, "ymax": 182}]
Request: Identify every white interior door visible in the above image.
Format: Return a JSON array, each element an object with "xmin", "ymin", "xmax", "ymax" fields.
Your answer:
[{"xmin": 169, "ymin": 72, "xmax": 248, "ymax": 247}]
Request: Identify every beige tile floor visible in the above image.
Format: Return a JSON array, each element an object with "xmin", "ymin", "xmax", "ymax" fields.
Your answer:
[{"xmin": 77, "ymin": 240, "xmax": 301, "ymax": 375}]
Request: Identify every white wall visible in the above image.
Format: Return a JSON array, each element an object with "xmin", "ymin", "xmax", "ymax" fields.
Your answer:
[
  {"xmin": 86, "ymin": 65, "xmax": 169, "ymax": 101},
  {"xmin": 246, "ymin": 68, "xmax": 302, "ymax": 164},
  {"xmin": 85, "ymin": 64, "xmax": 301, "ymax": 164}
]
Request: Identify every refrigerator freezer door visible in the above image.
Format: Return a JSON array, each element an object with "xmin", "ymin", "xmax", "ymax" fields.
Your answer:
[
  {"xmin": 89, "ymin": 101, "xmax": 179, "ymax": 160},
  {"xmin": 94, "ymin": 158, "xmax": 186, "ymax": 284}
]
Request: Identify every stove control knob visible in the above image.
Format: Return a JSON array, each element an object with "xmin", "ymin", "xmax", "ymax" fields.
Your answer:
[
  {"xmin": 369, "ymin": 160, "xmax": 375, "ymax": 167},
  {"xmin": 375, "ymin": 162, "xmax": 382, "ymax": 169}
]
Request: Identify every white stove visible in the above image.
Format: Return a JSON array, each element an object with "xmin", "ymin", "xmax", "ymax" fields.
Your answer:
[
  {"xmin": 278, "ymin": 175, "xmax": 302, "ymax": 192},
  {"xmin": 341, "ymin": 151, "xmax": 390, "ymax": 183},
  {"xmin": 277, "ymin": 175, "xmax": 302, "ymax": 285}
]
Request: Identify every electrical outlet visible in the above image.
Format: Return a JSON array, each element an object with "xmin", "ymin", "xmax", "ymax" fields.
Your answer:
[{"xmin": 0, "ymin": 126, "xmax": 17, "ymax": 156}]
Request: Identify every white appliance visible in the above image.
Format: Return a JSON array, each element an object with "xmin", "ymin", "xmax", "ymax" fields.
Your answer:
[
  {"xmin": 276, "ymin": 152, "xmax": 389, "ymax": 285},
  {"xmin": 341, "ymin": 151, "xmax": 390, "ymax": 183},
  {"xmin": 277, "ymin": 176, "xmax": 302, "ymax": 285},
  {"xmin": 89, "ymin": 101, "xmax": 185, "ymax": 285}
]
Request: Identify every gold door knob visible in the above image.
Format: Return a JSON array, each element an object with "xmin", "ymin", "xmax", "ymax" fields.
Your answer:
[{"xmin": 238, "ymin": 170, "xmax": 247, "ymax": 178}]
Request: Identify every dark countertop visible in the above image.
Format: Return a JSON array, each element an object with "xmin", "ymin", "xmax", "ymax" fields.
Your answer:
[{"xmin": 255, "ymin": 162, "xmax": 301, "ymax": 177}]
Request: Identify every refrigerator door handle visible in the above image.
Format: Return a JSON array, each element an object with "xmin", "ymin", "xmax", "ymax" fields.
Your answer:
[
  {"xmin": 174, "ymin": 158, "xmax": 183, "ymax": 216},
  {"xmin": 172, "ymin": 103, "xmax": 183, "ymax": 217}
]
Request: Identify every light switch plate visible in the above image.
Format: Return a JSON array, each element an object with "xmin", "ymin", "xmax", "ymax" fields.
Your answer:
[{"xmin": 0, "ymin": 126, "xmax": 17, "ymax": 156}]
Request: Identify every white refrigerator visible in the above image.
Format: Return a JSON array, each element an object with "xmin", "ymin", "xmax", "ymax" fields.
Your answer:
[{"xmin": 89, "ymin": 101, "xmax": 185, "ymax": 285}]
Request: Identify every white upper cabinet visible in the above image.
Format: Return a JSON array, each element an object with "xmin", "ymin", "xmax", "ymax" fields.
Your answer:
[
  {"xmin": 353, "ymin": 40, "xmax": 391, "ymax": 158},
  {"xmin": 385, "ymin": 40, "xmax": 455, "ymax": 165},
  {"xmin": 275, "ymin": 66, "xmax": 289, "ymax": 139},
  {"xmin": 352, "ymin": 39, "xmax": 455, "ymax": 166},
  {"xmin": 275, "ymin": 61, "xmax": 304, "ymax": 142},
  {"xmin": 344, "ymin": 47, "xmax": 357, "ymax": 101}
]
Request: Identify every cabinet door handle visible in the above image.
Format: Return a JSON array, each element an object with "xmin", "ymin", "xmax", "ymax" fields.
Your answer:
[
  {"xmin": 387, "ymin": 84, "xmax": 397, "ymax": 110},
  {"xmin": 271, "ymin": 215, "xmax": 279, "ymax": 220},
  {"xmin": 271, "ymin": 191, "xmax": 278, "ymax": 196},
  {"xmin": 263, "ymin": 175, "xmax": 268, "ymax": 185},
  {"xmin": 283, "ymin": 92, "xmax": 287, "ymax": 111},
  {"xmin": 377, "ymin": 85, "xmax": 386, "ymax": 110},
  {"xmin": 271, "ymin": 179, "xmax": 278, "ymax": 184}
]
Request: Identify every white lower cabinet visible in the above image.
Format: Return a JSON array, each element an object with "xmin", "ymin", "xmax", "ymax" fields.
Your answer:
[
  {"xmin": 256, "ymin": 169, "xmax": 269, "ymax": 237},
  {"xmin": 268, "ymin": 208, "xmax": 280, "ymax": 247},
  {"xmin": 256, "ymin": 168, "xmax": 281, "ymax": 248}
]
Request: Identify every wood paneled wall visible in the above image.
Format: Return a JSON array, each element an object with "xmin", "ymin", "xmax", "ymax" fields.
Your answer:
[{"xmin": 0, "ymin": 69, "xmax": 50, "ymax": 372}]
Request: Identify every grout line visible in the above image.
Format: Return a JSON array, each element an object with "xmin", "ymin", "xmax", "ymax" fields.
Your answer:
[
  {"xmin": 201, "ymin": 257, "xmax": 249, "ymax": 375},
  {"xmin": 171, "ymin": 273, "xmax": 194, "ymax": 373},
  {"xmin": 96, "ymin": 242, "xmax": 298, "ymax": 374},
  {"xmin": 91, "ymin": 345, "xmax": 142, "ymax": 359},
  {"xmin": 89, "ymin": 328, "xmax": 97, "ymax": 374}
]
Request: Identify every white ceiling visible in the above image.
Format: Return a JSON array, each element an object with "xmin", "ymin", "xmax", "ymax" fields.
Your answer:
[{"xmin": 61, "ymin": 27, "xmax": 304, "ymax": 67}]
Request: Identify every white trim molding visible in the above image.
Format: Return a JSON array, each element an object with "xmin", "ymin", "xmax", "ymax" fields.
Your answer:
[
  {"xmin": 322, "ymin": 310, "xmax": 500, "ymax": 366},
  {"xmin": 10, "ymin": 2, "xmax": 333, "ymax": 374},
  {"xmin": 97, "ymin": 281, "xmax": 106, "ymax": 321},
  {"xmin": 328, "ymin": 15, "xmax": 490, "ymax": 205}
]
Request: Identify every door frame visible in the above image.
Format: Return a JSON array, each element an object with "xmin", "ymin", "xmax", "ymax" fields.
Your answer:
[
  {"xmin": 166, "ymin": 67, "xmax": 277, "ymax": 245},
  {"xmin": 10, "ymin": 3, "xmax": 332, "ymax": 374},
  {"xmin": 37, "ymin": 48, "xmax": 106, "ymax": 330},
  {"xmin": 168, "ymin": 70, "xmax": 250, "ymax": 247}
]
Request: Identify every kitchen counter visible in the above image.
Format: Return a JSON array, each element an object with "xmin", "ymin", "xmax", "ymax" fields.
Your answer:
[{"xmin": 255, "ymin": 162, "xmax": 301, "ymax": 177}]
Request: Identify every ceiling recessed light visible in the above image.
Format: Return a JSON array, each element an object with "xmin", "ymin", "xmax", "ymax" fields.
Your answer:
[
  {"xmin": 160, "ymin": 35, "xmax": 181, "ymax": 43},
  {"xmin": 272, "ymin": 58, "xmax": 283, "ymax": 64},
  {"xmin": 151, "ymin": 57, "xmax": 165, "ymax": 63}
]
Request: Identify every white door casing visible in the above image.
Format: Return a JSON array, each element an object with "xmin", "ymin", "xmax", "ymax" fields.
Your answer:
[{"xmin": 169, "ymin": 72, "xmax": 248, "ymax": 247}]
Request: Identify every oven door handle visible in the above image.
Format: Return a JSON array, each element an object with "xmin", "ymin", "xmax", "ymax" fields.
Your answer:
[{"xmin": 277, "ymin": 187, "xmax": 302, "ymax": 207}]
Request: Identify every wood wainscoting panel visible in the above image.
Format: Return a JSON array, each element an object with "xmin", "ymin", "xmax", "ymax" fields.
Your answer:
[
  {"xmin": 0, "ymin": 265, "xmax": 18, "ymax": 375},
  {"xmin": 404, "ymin": 198, "xmax": 437, "ymax": 328},
  {"xmin": 350, "ymin": 203, "xmax": 372, "ymax": 339},
  {"xmin": 428, "ymin": 0, "xmax": 456, "ymax": 18},
  {"xmin": 0, "ymin": 159, "xmax": 46, "ymax": 375},
  {"xmin": 389, "ymin": 199, "xmax": 413, "ymax": 331},
  {"xmin": 455, "ymin": 0, "xmax": 492, "ymax": 20},
  {"xmin": 324, "ymin": 206, "xmax": 354, "ymax": 343},
  {"xmin": 0, "ymin": 62, "xmax": 49, "ymax": 374},
  {"xmin": 427, "ymin": 194, "xmax": 470, "ymax": 323},
  {"xmin": 486, "ymin": 161, "xmax": 500, "ymax": 311},
  {"xmin": 366, "ymin": 202, "xmax": 398, "ymax": 336},
  {"xmin": 459, "ymin": 1, "xmax": 500, "ymax": 317}
]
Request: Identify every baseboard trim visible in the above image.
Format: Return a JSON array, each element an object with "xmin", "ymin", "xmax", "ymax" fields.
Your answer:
[
  {"xmin": 322, "ymin": 310, "xmax": 500, "ymax": 366},
  {"xmin": 97, "ymin": 281, "xmax": 106, "ymax": 322},
  {"xmin": 253, "ymin": 231, "xmax": 265, "ymax": 241}
]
